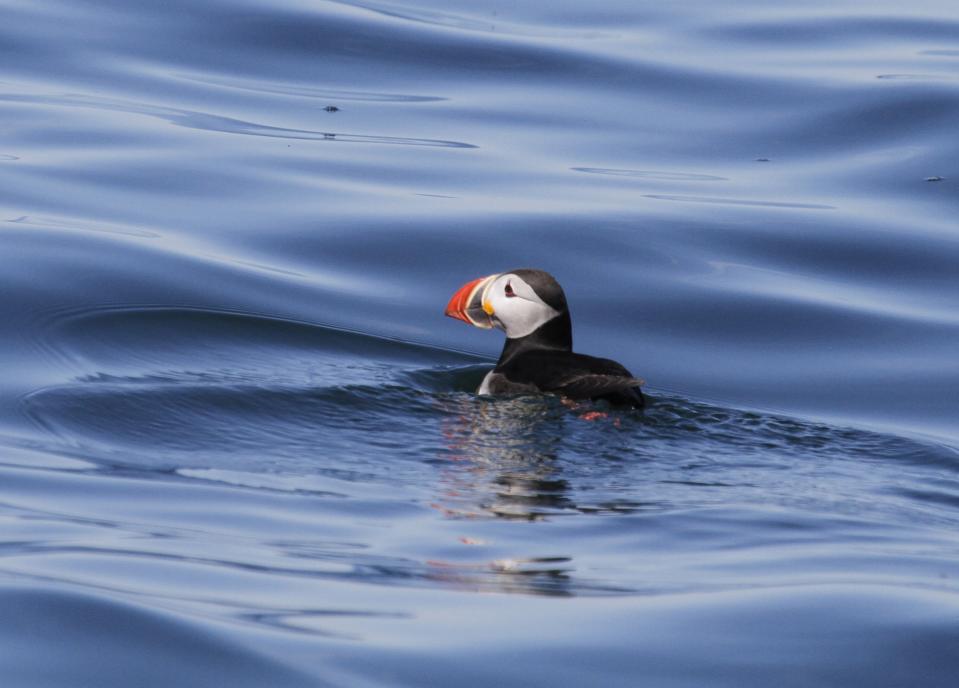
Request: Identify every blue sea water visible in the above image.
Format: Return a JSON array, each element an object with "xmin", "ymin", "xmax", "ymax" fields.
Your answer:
[{"xmin": 2, "ymin": 0, "xmax": 959, "ymax": 685}]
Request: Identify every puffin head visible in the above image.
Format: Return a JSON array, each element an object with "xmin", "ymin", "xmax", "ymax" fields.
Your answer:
[{"xmin": 444, "ymin": 268, "xmax": 568, "ymax": 339}]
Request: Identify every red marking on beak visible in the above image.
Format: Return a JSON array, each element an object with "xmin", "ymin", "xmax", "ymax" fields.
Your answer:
[{"xmin": 444, "ymin": 276, "xmax": 488, "ymax": 325}]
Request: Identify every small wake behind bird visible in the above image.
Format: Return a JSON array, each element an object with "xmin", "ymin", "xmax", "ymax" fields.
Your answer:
[{"xmin": 444, "ymin": 269, "xmax": 645, "ymax": 408}]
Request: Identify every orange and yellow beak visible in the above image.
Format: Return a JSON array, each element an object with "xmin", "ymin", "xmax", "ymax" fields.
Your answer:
[{"xmin": 444, "ymin": 274, "xmax": 497, "ymax": 328}]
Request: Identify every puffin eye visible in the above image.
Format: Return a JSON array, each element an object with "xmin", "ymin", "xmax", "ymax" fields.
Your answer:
[{"xmin": 504, "ymin": 281, "xmax": 515, "ymax": 297}]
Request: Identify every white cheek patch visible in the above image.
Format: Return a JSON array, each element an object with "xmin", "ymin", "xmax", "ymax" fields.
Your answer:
[{"xmin": 488, "ymin": 274, "xmax": 560, "ymax": 339}]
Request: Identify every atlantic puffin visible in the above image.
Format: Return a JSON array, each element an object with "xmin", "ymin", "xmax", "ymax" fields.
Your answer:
[{"xmin": 445, "ymin": 269, "xmax": 644, "ymax": 408}]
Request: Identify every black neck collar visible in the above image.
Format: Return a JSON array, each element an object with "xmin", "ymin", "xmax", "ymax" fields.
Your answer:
[{"xmin": 496, "ymin": 311, "xmax": 573, "ymax": 366}]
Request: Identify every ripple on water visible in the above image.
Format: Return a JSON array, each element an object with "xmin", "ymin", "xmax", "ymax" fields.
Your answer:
[
  {"xmin": 17, "ymin": 304, "xmax": 959, "ymax": 530},
  {"xmin": 0, "ymin": 92, "xmax": 477, "ymax": 148},
  {"xmin": 571, "ymin": 167, "xmax": 727, "ymax": 181},
  {"xmin": 643, "ymin": 194, "xmax": 836, "ymax": 210},
  {"xmin": 327, "ymin": 0, "xmax": 612, "ymax": 39},
  {"xmin": 877, "ymin": 74, "xmax": 959, "ymax": 81},
  {"xmin": 7, "ymin": 214, "xmax": 161, "ymax": 239},
  {"xmin": 0, "ymin": 586, "xmax": 320, "ymax": 688},
  {"xmin": 178, "ymin": 72, "xmax": 448, "ymax": 102}
]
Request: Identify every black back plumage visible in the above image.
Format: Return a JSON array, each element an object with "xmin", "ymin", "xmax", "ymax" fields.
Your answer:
[{"xmin": 493, "ymin": 349, "xmax": 645, "ymax": 407}]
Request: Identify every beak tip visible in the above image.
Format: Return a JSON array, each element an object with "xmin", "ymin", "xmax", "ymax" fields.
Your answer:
[
  {"xmin": 444, "ymin": 307, "xmax": 470, "ymax": 324},
  {"xmin": 445, "ymin": 274, "xmax": 495, "ymax": 328}
]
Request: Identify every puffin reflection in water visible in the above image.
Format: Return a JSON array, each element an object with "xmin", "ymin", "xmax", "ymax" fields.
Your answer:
[{"xmin": 445, "ymin": 269, "xmax": 644, "ymax": 408}]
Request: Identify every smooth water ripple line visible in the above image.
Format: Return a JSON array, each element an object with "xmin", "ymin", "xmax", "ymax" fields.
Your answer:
[
  {"xmin": 572, "ymin": 167, "xmax": 728, "ymax": 181},
  {"xmin": 177, "ymin": 72, "xmax": 448, "ymax": 102},
  {"xmin": 7, "ymin": 214, "xmax": 161, "ymax": 239},
  {"xmin": 876, "ymin": 74, "xmax": 959, "ymax": 81},
  {"xmin": 644, "ymin": 194, "xmax": 837, "ymax": 210},
  {"xmin": 328, "ymin": 0, "xmax": 610, "ymax": 38},
  {"xmin": 0, "ymin": 91, "xmax": 477, "ymax": 148}
]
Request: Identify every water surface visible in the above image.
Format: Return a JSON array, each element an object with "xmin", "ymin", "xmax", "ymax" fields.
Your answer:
[{"xmin": 2, "ymin": 0, "xmax": 959, "ymax": 686}]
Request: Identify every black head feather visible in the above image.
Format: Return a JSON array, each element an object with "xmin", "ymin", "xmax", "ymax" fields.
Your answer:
[{"xmin": 508, "ymin": 268, "xmax": 568, "ymax": 314}]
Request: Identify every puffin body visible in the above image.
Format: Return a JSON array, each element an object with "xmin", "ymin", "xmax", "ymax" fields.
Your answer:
[{"xmin": 445, "ymin": 269, "xmax": 644, "ymax": 408}]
